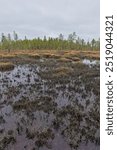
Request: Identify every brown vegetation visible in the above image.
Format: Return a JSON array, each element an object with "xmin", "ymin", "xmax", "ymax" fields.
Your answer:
[
  {"xmin": 0, "ymin": 62, "xmax": 14, "ymax": 71},
  {"xmin": 0, "ymin": 50, "xmax": 99, "ymax": 61}
]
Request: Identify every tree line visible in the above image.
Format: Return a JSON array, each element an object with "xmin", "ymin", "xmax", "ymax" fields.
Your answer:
[{"xmin": 0, "ymin": 32, "xmax": 100, "ymax": 51}]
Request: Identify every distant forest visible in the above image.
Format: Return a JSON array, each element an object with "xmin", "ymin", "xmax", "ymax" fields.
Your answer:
[{"xmin": 0, "ymin": 31, "xmax": 100, "ymax": 51}]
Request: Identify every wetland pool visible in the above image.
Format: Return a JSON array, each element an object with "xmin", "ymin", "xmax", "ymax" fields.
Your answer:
[{"xmin": 0, "ymin": 59, "xmax": 100, "ymax": 150}]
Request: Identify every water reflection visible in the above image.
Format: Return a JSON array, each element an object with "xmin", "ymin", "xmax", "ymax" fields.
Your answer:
[{"xmin": 0, "ymin": 63, "xmax": 100, "ymax": 150}]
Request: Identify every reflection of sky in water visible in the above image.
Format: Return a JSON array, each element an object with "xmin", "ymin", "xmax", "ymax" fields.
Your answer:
[
  {"xmin": 82, "ymin": 59, "xmax": 100, "ymax": 68},
  {"xmin": 0, "ymin": 64, "xmax": 100, "ymax": 150}
]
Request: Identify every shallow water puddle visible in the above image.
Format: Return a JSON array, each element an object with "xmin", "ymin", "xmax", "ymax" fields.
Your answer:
[{"xmin": 82, "ymin": 59, "xmax": 100, "ymax": 67}]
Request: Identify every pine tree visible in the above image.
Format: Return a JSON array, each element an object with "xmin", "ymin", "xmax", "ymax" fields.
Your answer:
[{"xmin": 13, "ymin": 31, "xmax": 18, "ymax": 41}]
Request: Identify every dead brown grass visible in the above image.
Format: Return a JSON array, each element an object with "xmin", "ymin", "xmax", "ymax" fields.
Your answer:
[
  {"xmin": 0, "ymin": 50, "xmax": 100, "ymax": 61},
  {"xmin": 52, "ymin": 67, "xmax": 73, "ymax": 77},
  {"xmin": 58, "ymin": 57, "xmax": 72, "ymax": 63},
  {"xmin": 0, "ymin": 62, "xmax": 14, "ymax": 71}
]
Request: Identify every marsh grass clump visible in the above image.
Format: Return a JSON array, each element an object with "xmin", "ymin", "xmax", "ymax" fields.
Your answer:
[
  {"xmin": 35, "ymin": 128, "xmax": 54, "ymax": 148},
  {"xmin": 39, "ymin": 66, "xmax": 73, "ymax": 80},
  {"xmin": 53, "ymin": 67, "xmax": 73, "ymax": 77},
  {"xmin": 26, "ymin": 128, "xmax": 35, "ymax": 139},
  {"xmin": 12, "ymin": 96, "xmax": 57, "ymax": 113},
  {"xmin": 27, "ymin": 54, "xmax": 41, "ymax": 59},
  {"xmin": 0, "ymin": 62, "xmax": 14, "ymax": 71},
  {"xmin": 78, "ymin": 51, "xmax": 100, "ymax": 60},
  {"xmin": 58, "ymin": 57, "xmax": 72, "ymax": 63},
  {"xmin": 54, "ymin": 103, "xmax": 99, "ymax": 149},
  {"xmin": 52, "ymin": 118, "xmax": 61, "ymax": 130},
  {"xmin": 53, "ymin": 105, "xmax": 84, "ymax": 149},
  {"xmin": 82, "ymin": 69, "xmax": 99, "ymax": 79},
  {"xmin": 66, "ymin": 56, "xmax": 80, "ymax": 63},
  {"xmin": 27, "ymin": 52, "xmax": 61, "ymax": 60},
  {"xmin": 0, "ymin": 136, "xmax": 16, "ymax": 149},
  {"xmin": 41, "ymin": 53, "xmax": 61, "ymax": 59},
  {"xmin": 0, "ymin": 115, "xmax": 5, "ymax": 124},
  {"xmin": 8, "ymin": 130, "xmax": 14, "ymax": 136},
  {"xmin": 0, "ymin": 54, "xmax": 16, "ymax": 59}
]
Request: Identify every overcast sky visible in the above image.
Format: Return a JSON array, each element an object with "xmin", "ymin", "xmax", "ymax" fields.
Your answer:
[{"xmin": 0, "ymin": 0, "xmax": 99, "ymax": 41}]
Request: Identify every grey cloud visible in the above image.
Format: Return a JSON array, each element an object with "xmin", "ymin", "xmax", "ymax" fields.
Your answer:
[{"xmin": 0, "ymin": 0, "xmax": 99, "ymax": 40}]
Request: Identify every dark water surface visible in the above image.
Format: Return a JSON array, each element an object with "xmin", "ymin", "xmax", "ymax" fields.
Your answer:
[{"xmin": 0, "ymin": 61, "xmax": 100, "ymax": 150}]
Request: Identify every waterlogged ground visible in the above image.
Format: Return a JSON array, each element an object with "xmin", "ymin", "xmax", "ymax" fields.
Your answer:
[{"xmin": 0, "ymin": 50, "xmax": 100, "ymax": 150}]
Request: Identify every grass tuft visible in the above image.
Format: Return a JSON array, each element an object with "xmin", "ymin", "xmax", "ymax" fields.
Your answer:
[{"xmin": 0, "ymin": 62, "xmax": 14, "ymax": 72}]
